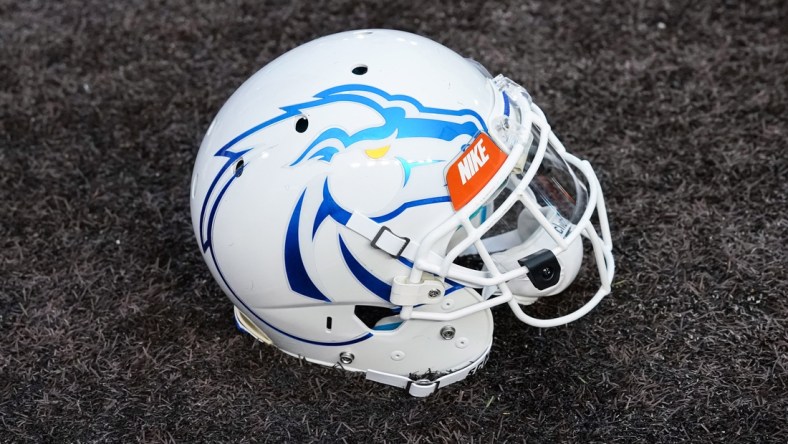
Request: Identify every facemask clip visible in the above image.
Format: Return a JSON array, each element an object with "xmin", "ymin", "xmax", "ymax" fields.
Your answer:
[{"xmin": 518, "ymin": 249, "xmax": 561, "ymax": 290}]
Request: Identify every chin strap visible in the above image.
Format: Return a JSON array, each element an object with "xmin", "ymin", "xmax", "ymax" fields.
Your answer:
[{"xmin": 364, "ymin": 345, "xmax": 491, "ymax": 397}]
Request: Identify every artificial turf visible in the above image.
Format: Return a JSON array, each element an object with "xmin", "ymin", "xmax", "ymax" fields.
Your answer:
[{"xmin": 2, "ymin": 0, "xmax": 786, "ymax": 441}]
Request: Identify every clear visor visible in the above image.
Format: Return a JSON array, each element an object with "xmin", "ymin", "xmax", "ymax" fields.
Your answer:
[
  {"xmin": 451, "ymin": 76, "xmax": 591, "ymax": 259},
  {"xmin": 502, "ymin": 78, "xmax": 587, "ymax": 224},
  {"xmin": 506, "ymin": 128, "xmax": 589, "ymax": 236}
]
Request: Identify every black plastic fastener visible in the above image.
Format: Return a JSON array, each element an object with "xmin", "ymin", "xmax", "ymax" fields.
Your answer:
[{"xmin": 519, "ymin": 249, "xmax": 561, "ymax": 290}]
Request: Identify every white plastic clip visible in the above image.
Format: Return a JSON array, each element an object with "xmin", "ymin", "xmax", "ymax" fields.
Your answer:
[
  {"xmin": 390, "ymin": 276, "xmax": 444, "ymax": 306},
  {"xmin": 406, "ymin": 379, "xmax": 439, "ymax": 397}
]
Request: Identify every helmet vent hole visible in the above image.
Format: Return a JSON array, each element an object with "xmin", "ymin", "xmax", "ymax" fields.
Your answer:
[
  {"xmin": 295, "ymin": 116, "xmax": 309, "ymax": 133},
  {"xmin": 352, "ymin": 65, "xmax": 368, "ymax": 75},
  {"xmin": 326, "ymin": 316, "xmax": 333, "ymax": 331},
  {"xmin": 234, "ymin": 159, "xmax": 244, "ymax": 177}
]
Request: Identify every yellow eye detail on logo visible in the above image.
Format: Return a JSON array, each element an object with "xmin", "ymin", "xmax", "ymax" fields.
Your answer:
[{"xmin": 364, "ymin": 145, "xmax": 390, "ymax": 159}]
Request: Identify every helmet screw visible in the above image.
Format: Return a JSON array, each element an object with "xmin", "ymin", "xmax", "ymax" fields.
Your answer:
[
  {"xmin": 440, "ymin": 326, "xmax": 456, "ymax": 340},
  {"xmin": 428, "ymin": 288, "xmax": 442, "ymax": 298},
  {"xmin": 541, "ymin": 266, "xmax": 554, "ymax": 280},
  {"xmin": 339, "ymin": 351, "xmax": 354, "ymax": 364}
]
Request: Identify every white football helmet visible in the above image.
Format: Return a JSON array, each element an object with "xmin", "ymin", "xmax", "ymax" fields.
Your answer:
[{"xmin": 190, "ymin": 29, "xmax": 614, "ymax": 397}]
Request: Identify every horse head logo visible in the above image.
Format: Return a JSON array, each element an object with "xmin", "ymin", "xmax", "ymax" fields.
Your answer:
[{"xmin": 199, "ymin": 84, "xmax": 488, "ymax": 308}]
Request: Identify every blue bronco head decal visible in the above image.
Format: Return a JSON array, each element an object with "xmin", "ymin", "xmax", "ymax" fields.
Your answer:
[{"xmin": 198, "ymin": 84, "xmax": 486, "ymax": 341}]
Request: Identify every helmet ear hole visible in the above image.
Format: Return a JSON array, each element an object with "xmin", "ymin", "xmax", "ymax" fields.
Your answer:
[
  {"xmin": 352, "ymin": 65, "xmax": 368, "ymax": 75},
  {"xmin": 354, "ymin": 305, "xmax": 396, "ymax": 329}
]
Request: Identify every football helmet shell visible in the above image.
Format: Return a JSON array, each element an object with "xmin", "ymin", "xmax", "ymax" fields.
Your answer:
[{"xmin": 190, "ymin": 29, "xmax": 614, "ymax": 396}]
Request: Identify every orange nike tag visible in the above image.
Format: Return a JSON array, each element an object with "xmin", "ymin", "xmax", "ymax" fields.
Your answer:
[{"xmin": 446, "ymin": 133, "xmax": 507, "ymax": 210}]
